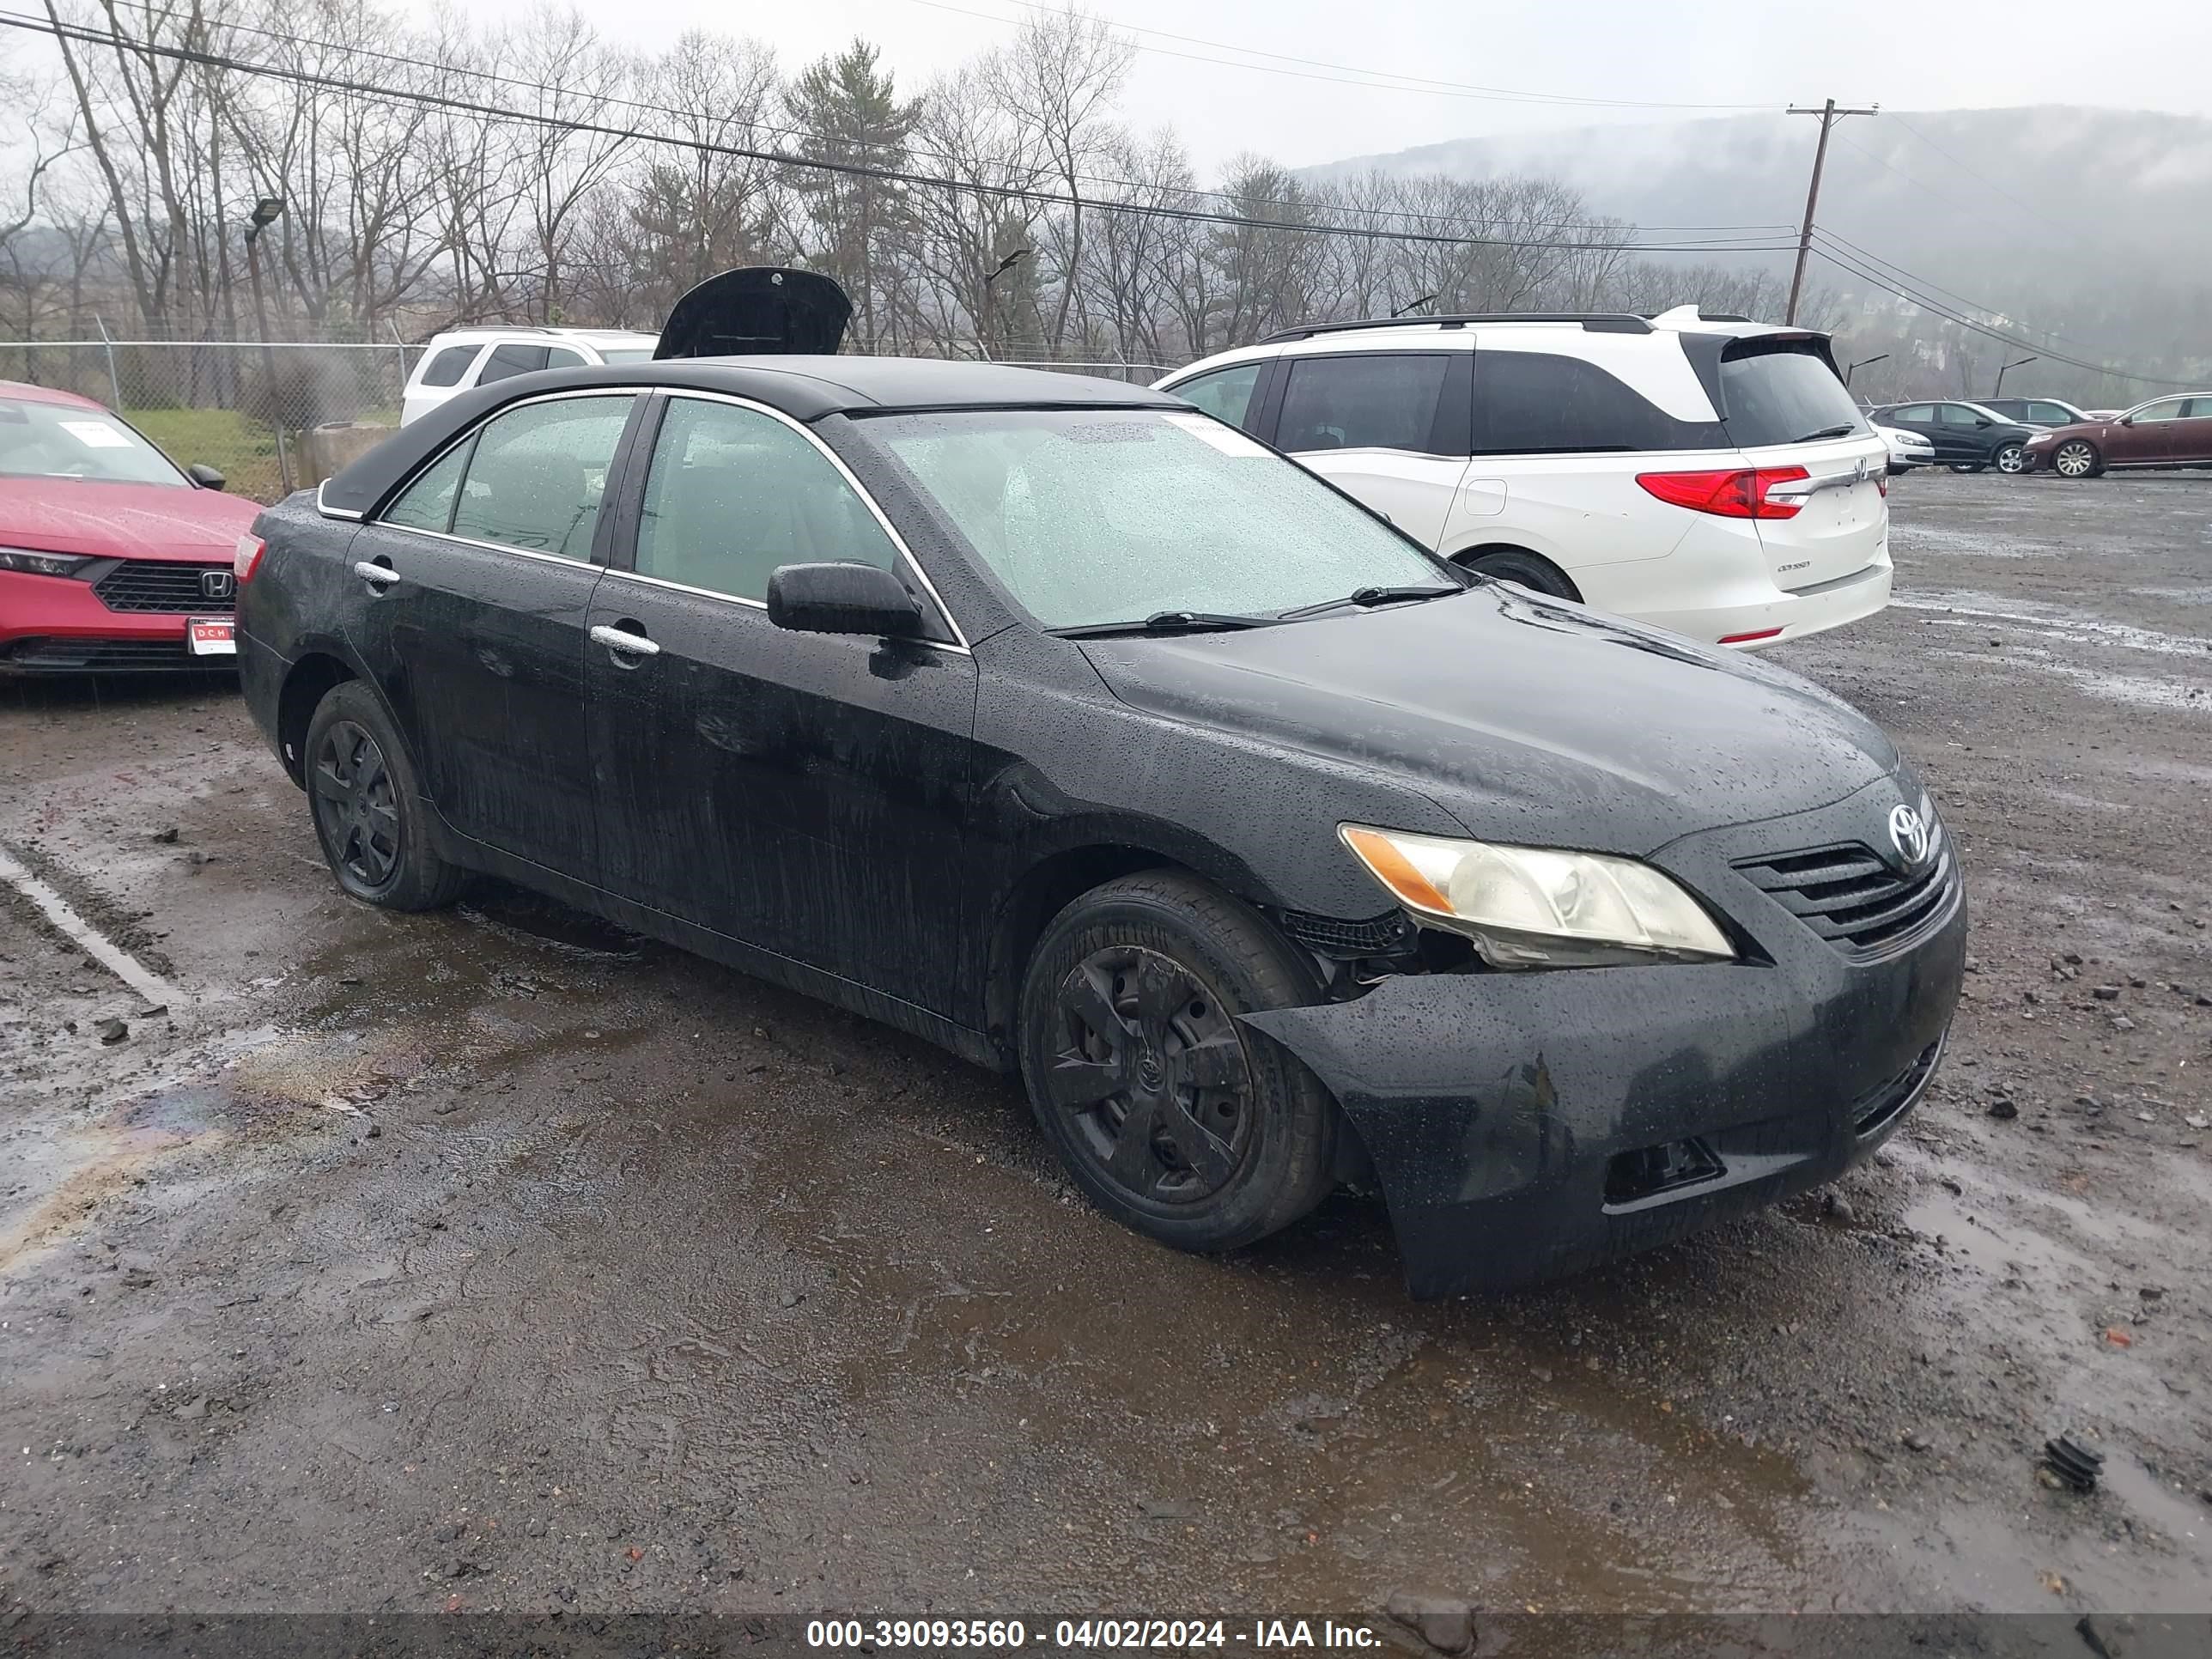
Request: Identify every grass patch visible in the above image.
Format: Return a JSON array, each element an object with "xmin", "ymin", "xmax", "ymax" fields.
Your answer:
[{"xmin": 125, "ymin": 407, "xmax": 287, "ymax": 504}]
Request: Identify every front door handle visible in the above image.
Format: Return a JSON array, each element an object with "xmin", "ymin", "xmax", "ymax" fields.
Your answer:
[
  {"xmin": 590, "ymin": 623, "xmax": 660, "ymax": 660},
  {"xmin": 353, "ymin": 560, "xmax": 399, "ymax": 588}
]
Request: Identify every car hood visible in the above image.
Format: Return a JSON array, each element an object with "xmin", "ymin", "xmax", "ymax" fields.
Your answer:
[
  {"xmin": 2027, "ymin": 420, "xmax": 2112, "ymax": 441},
  {"xmin": 1078, "ymin": 586, "xmax": 1901, "ymax": 856},
  {"xmin": 0, "ymin": 478, "xmax": 260, "ymax": 559},
  {"xmin": 653, "ymin": 266, "xmax": 852, "ymax": 360}
]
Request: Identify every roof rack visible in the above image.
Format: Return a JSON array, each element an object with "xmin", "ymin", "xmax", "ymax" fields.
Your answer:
[{"xmin": 1259, "ymin": 313, "xmax": 1654, "ymax": 344}]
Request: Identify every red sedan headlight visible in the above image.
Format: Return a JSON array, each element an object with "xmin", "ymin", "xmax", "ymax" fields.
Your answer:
[{"xmin": 0, "ymin": 546, "xmax": 94, "ymax": 578}]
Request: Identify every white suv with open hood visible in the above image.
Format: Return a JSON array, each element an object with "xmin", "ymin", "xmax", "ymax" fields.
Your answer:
[{"xmin": 1157, "ymin": 306, "xmax": 1891, "ymax": 647}]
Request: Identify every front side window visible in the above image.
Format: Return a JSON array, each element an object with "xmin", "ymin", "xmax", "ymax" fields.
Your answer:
[
  {"xmin": 477, "ymin": 343, "xmax": 550, "ymax": 385},
  {"xmin": 865, "ymin": 407, "xmax": 1443, "ymax": 629},
  {"xmin": 1277, "ymin": 354, "xmax": 1449, "ymax": 454},
  {"xmin": 635, "ymin": 397, "xmax": 900, "ymax": 601},
  {"xmin": 2130, "ymin": 398, "xmax": 2185, "ymax": 423},
  {"xmin": 0, "ymin": 398, "xmax": 188, "ymax": 486},
  {"xmin": 447, "ymin": 395, "xmax": 635, "ymax": 559},
  {"xmin": 1936, "ymin": 404, "xmax": 1984, "ymax": 427},
  {"xmin": 418, "ymin": 345, "xmax": 480, "ymax": 389},
  {"xmin": 1166, "ymin": 363, "xmax": 1264, "ymax": 432},
  {"xmin": 2028, "ymin": 402, "xmax": 2074, "ymax": 424},
  {"xmin": 1473, "ymin": 350, "xmax": 1718, "ymax": 453}
]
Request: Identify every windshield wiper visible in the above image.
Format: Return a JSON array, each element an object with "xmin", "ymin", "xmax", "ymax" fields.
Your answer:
[
  {"xmin": 1787, "ymin": 422, "xmax": 1858, "ymax": 443},
  {"xmin": 1049, "ymin": 610, "xmax": 1279, "ymax": 639},
  {"xmin": 1274, "ymin": 584, "xmax": 1464, "ymax": 622}
]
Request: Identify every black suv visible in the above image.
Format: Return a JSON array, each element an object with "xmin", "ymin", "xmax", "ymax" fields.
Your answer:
[{"xmin": 1867, "ymin": 401, "xmax": 2039, "ymax": 474}]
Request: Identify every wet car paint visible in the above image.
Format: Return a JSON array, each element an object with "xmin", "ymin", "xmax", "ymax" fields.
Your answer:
[{"xmin": 242, "ymin": 357, "xmax": 1963, "ymax": 1295}]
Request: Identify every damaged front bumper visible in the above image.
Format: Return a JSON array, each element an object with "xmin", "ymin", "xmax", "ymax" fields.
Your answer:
[{"xmin": 1242, "ymin": 786, "xmax": 1968, "ymax": 1299}]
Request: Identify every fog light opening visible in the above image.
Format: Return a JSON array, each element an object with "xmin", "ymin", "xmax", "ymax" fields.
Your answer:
[{"xmin": 1604, "ymin": 1138, "xmax": 1725, "ymax": 1206}]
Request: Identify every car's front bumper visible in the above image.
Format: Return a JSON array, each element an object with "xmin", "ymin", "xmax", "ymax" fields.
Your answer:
[
  {"xmin": 1243, "ymin": 776, "xmax": 1966, "ymax": 1298},
  {"xmin": 0, "ymin": 568, "xmax": 234, "ymax": 674}
]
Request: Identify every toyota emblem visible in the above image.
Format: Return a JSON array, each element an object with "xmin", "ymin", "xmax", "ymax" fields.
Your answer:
[
  {"xmin": 1887, "ymin": 803, "xmax": 1931, "ymax": 869},
  {"xmin": 201, "ymin": 568, "xmax": 235, "ymax": 600}
]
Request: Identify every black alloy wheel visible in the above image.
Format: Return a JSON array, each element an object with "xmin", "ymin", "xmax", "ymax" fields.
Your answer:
[
  {"xmin": 312, "ymin": 719, "xmax": 401, "ymax": 891},
  {"xmin": 1047, "ymin": 944, "xmax": 1254, "ymax": 1203}
]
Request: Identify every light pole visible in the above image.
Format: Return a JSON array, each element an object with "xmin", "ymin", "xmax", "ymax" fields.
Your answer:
[
  {"xmin": 1844, "ymin": 353, "xmax": 1888, "ymax": 389},
  {"xmin": 244, "ymin": 196, "xmax": 290, "ymax": 489},
  {"xmin": 1993, "ymin": 356, "xmax": 2039, "ymax": 398},
  {"xmin": 979, "ymin": 247, "xmax": 1030, "ymax": 362}
]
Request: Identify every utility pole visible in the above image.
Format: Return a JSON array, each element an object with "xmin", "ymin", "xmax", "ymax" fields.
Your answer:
[{"xmin": 1785, "ymin": 100, "xmax": 1878, "ymax": 325}]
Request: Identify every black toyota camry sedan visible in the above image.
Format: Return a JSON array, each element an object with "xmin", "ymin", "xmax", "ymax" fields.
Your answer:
[{"xmin": 237, "ymin": 277, "xmax": 1963, "ymax": 1298}]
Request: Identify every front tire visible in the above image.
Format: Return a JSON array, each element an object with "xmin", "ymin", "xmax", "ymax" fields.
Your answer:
[
  {"xmin": 303, "ymin": 679, "xmax": 465, "ymax": 910},
  {"xmin": 2053, "ymin": 439, "xmax": 2102, "ymax": 478},
  {"xmin": 1456, "ymin": 548, "xmax": 1580, "ymax": 600},
  {"xmin": 1017, "ymin": 871, "xmax": 1339, "ymax": 1255},
  {"xmin": 1994, "ymin": 441, "xmax": 2028, "ymax": 474}
]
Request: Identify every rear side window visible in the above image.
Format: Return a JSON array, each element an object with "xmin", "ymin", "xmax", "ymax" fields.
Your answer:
[
  {"xmin": 1168, "ymin": 363, "xmax": 1264, "ymax": 432},
  {"xmin": 383, "ymin": 441, "xmax": 472, "ymax": 532},
  {"xmin": 1277, "ymin": 355, "xmax": 1449, "ymax": 454},
  {"xmin": 477, "ymin": 343, "xmax": 551, "ymax": 385},
  {"xmin": 1716, "ymin": 343, "xmax": 1866, "ymax": 447},
  {"xmin": 1471, "ymin": 350, "xmax": 1719, "ymax": 454},
  {"xmin": 447, "ymin": 395, "xmax": 635, "ymax": 560},
  {"xmin": 634, "ymin": 397, "xmax": 901, "ymax": 602},
  {"xmin": 545, "ymin": 347, "xmax": 587, "ymax": 370},
  {"xmin": 418, "ymin": 345, "xmax": 480, "ymax": 389},
  {"xmin": 1888, "ymin": 404, "xmax": 1935, "ymax": 423}
]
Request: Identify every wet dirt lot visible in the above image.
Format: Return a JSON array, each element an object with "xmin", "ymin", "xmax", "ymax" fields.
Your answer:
[{"xmin": 1, "ymin": 471, "xmax": 2209, "ymax": 1633}]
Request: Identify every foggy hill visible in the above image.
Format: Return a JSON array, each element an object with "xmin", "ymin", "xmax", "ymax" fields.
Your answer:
[{"xmin": 1304, "ymin": 106, "xmax": 2212, "ymax": 396}]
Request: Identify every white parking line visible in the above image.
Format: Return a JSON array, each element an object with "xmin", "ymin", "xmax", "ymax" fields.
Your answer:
[{"xmin": 0, "ymin": 843, "xmax": 182, "ymax": 1010}]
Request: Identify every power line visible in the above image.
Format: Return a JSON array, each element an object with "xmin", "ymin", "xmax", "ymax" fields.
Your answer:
[
  {"xmin": 0, "ymin": 9, "xmax": 1802, "ymax": 258},
  {"xmin": 1811, "ymin": 228, "xmax": 2140, "ymax": 362},
  {"xmin": 1810, "ymin": 243, "xmax": 2195, "ymax": 387},
  {"xmin": 1890, "ymin": 114, "xmax": 2076, "ymax": 240},
  {"xmin": 902, "ymin": 0, "xmax": 1771, "ymax": 111},
  {"xmin": 70, "ymin": 0, "xmax": 1803, "ymax": 240}
]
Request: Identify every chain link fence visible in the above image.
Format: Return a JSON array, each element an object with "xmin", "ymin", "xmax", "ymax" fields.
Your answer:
[
  {"xmin": 1, "ymin": 332, "xmax": 419, "ymax": 503},
  {"xmin": 3, "ymin": 331, "xmax": 1176, "ymax": 503}
]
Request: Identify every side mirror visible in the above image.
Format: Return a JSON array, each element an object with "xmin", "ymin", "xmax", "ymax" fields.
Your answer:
[
  {"xmin": 187, "ymin": 462, "xmax": 227, "ymax": 490},
  {"xmin": 766, "ymin": 561, "xmax": 924, "ymax": 638},
  {"xmin": 1973, "ymin": 418, "xmax": 1992, "ymax": 428}
]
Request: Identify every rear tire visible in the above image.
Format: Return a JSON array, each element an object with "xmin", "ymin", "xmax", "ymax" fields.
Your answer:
[
  {"xmin": 1948, "ymin": 462, "xmax": 1987, "ymax": 474},
  {"xmin": 1455, "ymin": 547, "xmax": 1580, "ymax": 600},
  {"xmin": 1017, "ymin": 871, "xmax": 1339, "ymax": 1255},
  {"xmin": 2053, "ymin": 439, "xmax": 2102, "ymax": 479},
  {"xmin": 303, "ymin": 680, "xmax": 466, "ymax": 911}
]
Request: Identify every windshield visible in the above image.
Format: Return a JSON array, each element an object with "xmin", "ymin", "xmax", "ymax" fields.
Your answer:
[
  {"xmin": 596, "ymin": 348, "xmax": 657, "ymax": 363},
  {"xmin": 1717, "ymin": 343, "xmax": 1867, "ymax": 447},
  {"xmin": 862, "ymin": 408, "xmax": 1443, "ymax": 629},
  {"xmin": 0, "ymin": 398, "xmax": 187, "ymax": 486}
]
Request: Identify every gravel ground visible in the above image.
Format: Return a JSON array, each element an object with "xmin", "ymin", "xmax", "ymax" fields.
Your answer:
[{"xmin": 1, "ymin": 470, "xmax": 2208, "ymax": 1638}]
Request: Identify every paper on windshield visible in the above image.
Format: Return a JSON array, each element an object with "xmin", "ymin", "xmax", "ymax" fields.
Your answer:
[
  {"xmin": 60, "ymin": 420, "xmax": 132, "ymax": 449},
  {"xmin": 1160, "ymin": 410, "xmax": 1270, "ymax": 459}
]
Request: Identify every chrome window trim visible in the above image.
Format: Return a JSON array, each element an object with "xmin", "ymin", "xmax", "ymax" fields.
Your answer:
[
  {"xmin": 315, "ymin": 479, "xmax": 363, "ymax": 522},
  {"xmin": 613, "ymin": 388, "xmax": 972, "ymax": 653},
  {"xmin": 365, "ymin": 388, "xmax": 641, "ymax": 559}
]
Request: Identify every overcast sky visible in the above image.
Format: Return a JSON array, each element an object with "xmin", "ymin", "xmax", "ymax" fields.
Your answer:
[{"xmin": 422, "ymin": 0, "xmax": 2212, "ymax": 171}]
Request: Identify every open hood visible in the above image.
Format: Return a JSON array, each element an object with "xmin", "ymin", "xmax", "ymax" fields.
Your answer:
[{"xmin": 653, "ymin": 267, "xmax": 852, "ymax": 360}]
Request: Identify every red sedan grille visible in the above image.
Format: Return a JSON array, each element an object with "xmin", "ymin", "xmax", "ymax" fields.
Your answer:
[{"xmin": 92, "ymin": 559, "xmax": 234, "ymax": 613}]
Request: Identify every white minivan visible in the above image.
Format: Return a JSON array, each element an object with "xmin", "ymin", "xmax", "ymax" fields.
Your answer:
[
  {"xmin": 1156, "ymin": 306, "xmax": 1892, "ymax": 647},
  {"xmin": 401, "ymin": 326, "xmax": 659, "ymax": 426}
]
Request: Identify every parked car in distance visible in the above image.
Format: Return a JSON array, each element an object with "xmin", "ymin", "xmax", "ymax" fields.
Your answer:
[
  {"xmin": 1863, "ymin": 401, "xmax": 2039, "ymax": 474},
  {"xmin": 1157, "ymin": 305, "xmax": 1891, "ymax": 651},
  {"xmin": 1874, "ymin": 422, "xmax": 1935, "ymax": 474},
  {"xmin": 1, "ymin": 380, "xmax": 261, "ymax": 673},
  {"xmin": 238, "ymin": 271, "xmax": 1964, "ymax": 1298},
  {"xmin": 401, "ymin": 326, "xmax": 659, "ymax": 425},
  {"xmin": 2021, "ymin": 394, "xmax": 2212, "ymax": 477},
  {"xmin": 1979, "ymin": 397, "xmax": 2091, "ymax": 428}
]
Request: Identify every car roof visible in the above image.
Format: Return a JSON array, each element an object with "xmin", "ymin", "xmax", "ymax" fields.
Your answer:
[
  {"xmin": 0, "ymin": 379, "xmax": 104, "ymax": 410},
  {"xmin": 427, "ymin": 326, "xmax": 659, "ymax": 345},
  {"xmin": 323, "ymin": 356, "xmax": 1184, "ymax": 520}
]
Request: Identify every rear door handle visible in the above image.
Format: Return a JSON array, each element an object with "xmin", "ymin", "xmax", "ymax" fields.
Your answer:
[
  {"xmin": 590, "ymin": 623, "xmax": 660, "ymax": 659},
  {"xmin": 353, "ymin": 560, "xmax": 399, "ymax": 587}
]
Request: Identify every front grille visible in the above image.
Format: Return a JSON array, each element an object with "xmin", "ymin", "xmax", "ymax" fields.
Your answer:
[
  {"xmin": 5, "ymin": 637, "xmax": 216, "ymax": 672},
  {"xmin": 1734, "ymin": 837, "xmax": 1958, "ymax": 957},
  {"xmin": 92, "ymin": 560, "xmax": 233, "ymax": 613}
]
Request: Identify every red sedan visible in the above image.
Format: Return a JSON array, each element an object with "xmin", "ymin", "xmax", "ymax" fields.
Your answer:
[{"xmin": 2, "ymin": 380, "xmax": 262, "ymax": 673}]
